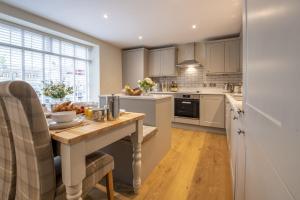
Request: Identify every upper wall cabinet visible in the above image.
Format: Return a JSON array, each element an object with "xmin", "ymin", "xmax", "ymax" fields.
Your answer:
[
  {"xmin": 148, "ymin": 47, "xmax": 177, "ymax": 77},
  {"xmin": 122, "ymin": 48, "xmax": 148, "ymax": 87},
  {"xmin": 206, "ymin": 38, "xmax": 241, "ymax": 74},
  {"xmin": 225, "ymin": 39, "xmax": 240, "ymax": 73},
  {"xmin": 206, "ymin": 42, "xmax": 225, "ymax": 73}
]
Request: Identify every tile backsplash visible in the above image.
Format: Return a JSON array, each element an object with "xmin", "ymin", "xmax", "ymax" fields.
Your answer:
[{"xmin": 152, "ymin": 66, "xmax": 242, "ymax": 89}]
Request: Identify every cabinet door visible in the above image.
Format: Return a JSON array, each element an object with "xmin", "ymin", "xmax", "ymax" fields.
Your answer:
[
  {"xmin": 206, "ymin": 42, "xmax": 225, "ymax": 73},
  {"xmin": 200, "ymin": 95, "xmax": 225, "ymax": 128},
  {"xmin": 235, "ymin": 126, "xmax": 245, "ymax": 200},
  {"xmin": 148, "ymin": 50, "xmax": 161, "ymax": 77},
  {"xmin": 161, "ymin": 47, "xmax": 176, "ymax": 76},
  {"xmin": 122, "ymin": 49, "xmax": 144, "ymax": 87},
  {"xmin": 230, "ymin": 110, "xmax": 238, "ymax": 194},
  {"xmin": 225, "ymin": 100, "xmax": 232, "ymax": 151},
  {"xmin": 225, "ymin": 39, "xmax": 240, "ymax": 73}
]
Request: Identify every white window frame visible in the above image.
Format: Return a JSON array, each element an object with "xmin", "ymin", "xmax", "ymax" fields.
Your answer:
[{"xmin": 0, "ymin": 19, "xmax": 92, "ymax": 103}]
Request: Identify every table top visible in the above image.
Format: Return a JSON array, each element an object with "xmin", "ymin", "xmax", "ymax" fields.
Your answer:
[{"xmin": 50, "ymin": 112, "xmax": 145, "ymax": 145}]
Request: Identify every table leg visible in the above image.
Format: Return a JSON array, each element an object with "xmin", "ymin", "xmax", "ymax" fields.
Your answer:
[
  {"xmin": 66, "ymin": 183, "xmax": 83, "ymax": 200},
  {"xmin": 60, "ymin": 142, "xmax": 86, "ymax": 200},
  {"xmin": 131, "ymin": 119, "xmax": 143, "ymax": 193}
]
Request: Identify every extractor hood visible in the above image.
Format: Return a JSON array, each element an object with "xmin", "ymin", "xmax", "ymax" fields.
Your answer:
[{"xmin": 176, "ymin": 43, "xmax": 201, "ymax": 67}]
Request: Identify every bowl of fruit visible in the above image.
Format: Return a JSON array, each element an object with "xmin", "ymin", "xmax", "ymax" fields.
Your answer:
[
  {"xmin": 124, "ymin": 85, "xmax": 142, "ymax": 96},
  {"xmin": 52, "ymin": 101, "xmax": 85, "ymax": 114}
]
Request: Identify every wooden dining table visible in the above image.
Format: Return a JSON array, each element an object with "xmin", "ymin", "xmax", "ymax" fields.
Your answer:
[{"xmin": 50, "ymin": 112, "xmax": 145, "ymax": 200}]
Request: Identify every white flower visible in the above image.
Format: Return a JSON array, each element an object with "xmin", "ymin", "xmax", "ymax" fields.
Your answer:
[{"xmin": 145, "ymin": 78, "xmax": 153, "ymax": 84}]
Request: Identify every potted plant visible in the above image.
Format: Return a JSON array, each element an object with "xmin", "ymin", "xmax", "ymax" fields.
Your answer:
[
  {"xmin": 137, "ymin": 78, "xmax": 155, "ymax": 95},
  {"xmin": 43, "ymin": 81, "xmax": 74, "ymax": 103}
]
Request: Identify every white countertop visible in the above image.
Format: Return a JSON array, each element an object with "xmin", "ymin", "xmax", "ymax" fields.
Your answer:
[
  {"xmin": 151, "ymin": 89, "xmax": 243, "ymax": 110},
  {"xmin": 151, "ymin": 88, "xmax": 227, "ymax": 95},
  {"xmin": 225, "ymin": 93, "xmax": 243, "ymax": 111},
  {"xmin": 116, "ymin": 93, "xmax": 172, "ymax": 100}
]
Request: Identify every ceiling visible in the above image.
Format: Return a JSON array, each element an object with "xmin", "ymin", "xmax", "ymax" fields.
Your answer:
[{"xmin": 3, "ymin": 0, "xmax": 242, "ymax": 48}]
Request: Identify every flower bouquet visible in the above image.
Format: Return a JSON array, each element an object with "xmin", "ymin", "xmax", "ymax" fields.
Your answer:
[{"xmin": 137, "ymin": 78, "xmax": 155, "ymax": 95}]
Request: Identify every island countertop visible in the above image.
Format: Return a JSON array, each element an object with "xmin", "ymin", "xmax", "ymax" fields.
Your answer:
[{"xmin": 113, "ymin": 93, "xmax": 172, "ymax": 100}]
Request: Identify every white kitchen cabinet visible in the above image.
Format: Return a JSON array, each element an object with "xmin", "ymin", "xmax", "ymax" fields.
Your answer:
[
  {"xmin": 206, "ymin": 42, "xmax": 225, "ymax": 73},
  {"xmin": 161, "ymin": 48, "xmax": 177, "ymax": 76},
  {"xmin": 122, "ymin": 48, "xmax": 148, "ymax": 87},
  {"xmin": 225, "ymin": 39, "xmax": 241, "ymax": 73},
  {"xmin": 150, "ymin": 92, "xmax": 175, "ymax": 122},
  {"xmin": 226, "ymin": 97, "xmax": 245, "ymax": 200},
  {"xmin": 206, "ymin": 38, "xmax": 240, "ymax": 74},
  {"xmin": 225, "ymin": 99, "xmax": 232, "ymax": 151},
  {"xmin": 148, "ymin": 49, "xmax": 161, "ymax": 77},
  {"xmin": 148, "ymin": 47, "xmax": 176, "ymax": 77},
  {"xmin": 230, "ymin": 109, "xmax": 238, "ymax": 193},
  {"xmin": 235, "ymin": 123, "xmax": 245, "ymax": 200},
  {"xmin": 200, "ymin": 95, "xmax": 225, "ymax": 128}
]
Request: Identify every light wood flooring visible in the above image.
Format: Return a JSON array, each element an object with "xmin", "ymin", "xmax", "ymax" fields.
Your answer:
[{"xmin": 86, "ymin": 128, "xmax": 232, "ymax": 200}]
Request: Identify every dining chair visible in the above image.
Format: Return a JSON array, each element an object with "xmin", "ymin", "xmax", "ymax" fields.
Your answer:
[
  {"xmin": 0, "ymin": 98, "xmax": 16, "ymax": 200},
  {"xmin": 0, "ymin": 80, "xmax": 115, "ymax": 200}
]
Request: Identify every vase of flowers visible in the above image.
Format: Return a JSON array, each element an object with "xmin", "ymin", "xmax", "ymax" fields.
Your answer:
[
  {"xmin": 43, "ymin": 82, "xmax": 74, "ymax": 104},
  {"xmin": 137, "ymin": 78, "xmax": 155, "ymax": 95}
]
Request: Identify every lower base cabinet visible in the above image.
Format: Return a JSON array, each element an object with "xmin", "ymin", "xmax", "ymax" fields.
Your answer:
[
  {"xmin": 226, "ymin": 100, "xmax": 245, "ymax": 200},
  {"xmin": 200, "ymin": 95, "xmax": 225, "ymax": 128}
]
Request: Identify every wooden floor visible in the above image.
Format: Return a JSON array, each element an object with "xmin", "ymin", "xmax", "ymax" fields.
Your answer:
[{"xmin": 86, "ymin": 128, "xmax": 232, "ymax": 200}]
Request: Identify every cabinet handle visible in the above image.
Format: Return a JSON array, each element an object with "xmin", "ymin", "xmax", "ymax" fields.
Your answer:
[
  {"xmin": 181, "ymin": 101, "xmax": 192, "ymax": 104},
  {"xmin": 237, "ymin": 129, "xmax": 245, "ymax": 135},
  {"xmin": 237, "ymin": 109, "xmax": 244, "ymax": 115},
  {"xmin": 233, "ymin": 116, "xmax": 238, "ymax": 120}
]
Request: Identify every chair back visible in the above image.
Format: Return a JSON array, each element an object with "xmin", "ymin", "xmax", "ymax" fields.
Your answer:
[
  {"xmin": 0, "ymin": 98, "xmax": 16, "ymax": 200},
  {"xmin": 0, "ymin": 81, "xmax": 56, "ymax": 200}
]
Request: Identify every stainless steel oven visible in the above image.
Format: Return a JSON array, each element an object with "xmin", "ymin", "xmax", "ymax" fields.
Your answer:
[{"xmin": 174, "ymin": 94, "xmax": 200, "ymax": 119}]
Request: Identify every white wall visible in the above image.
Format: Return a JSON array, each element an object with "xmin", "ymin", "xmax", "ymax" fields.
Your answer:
[{"xmin": 0, "ymin": 2, "xmax": 123, "ymax": 96}]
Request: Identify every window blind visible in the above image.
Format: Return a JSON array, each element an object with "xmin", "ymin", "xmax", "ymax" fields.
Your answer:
[{"xmin": 0, "ymin": 20, "xmax": 91, "ymax": 103}]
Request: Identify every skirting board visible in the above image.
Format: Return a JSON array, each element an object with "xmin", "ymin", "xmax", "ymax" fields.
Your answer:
[{"xmin": 172, "ymin": 122, "xmax": 226, "ymax": 134}]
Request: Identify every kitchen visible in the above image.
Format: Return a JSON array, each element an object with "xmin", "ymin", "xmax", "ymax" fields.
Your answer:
[
  {"xmin": 120, "ymin": 35, "xmax": 245, "ymax": 199},
  {"xmin": 0, "ymin": 1, "xmax": 299, "ymax": 200}
]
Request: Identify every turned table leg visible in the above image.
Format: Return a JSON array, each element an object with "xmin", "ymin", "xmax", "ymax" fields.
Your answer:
[
  {"xmin": 65, "ymin": 183, "xmax": 83, "ymax": 200},
  {"xmin": 60, "ymin": 142, "xmax": 86, "ymax": 200},
  {"xmin": 131, "ymin": 119, "xmax": 143, "ymax": 193}
]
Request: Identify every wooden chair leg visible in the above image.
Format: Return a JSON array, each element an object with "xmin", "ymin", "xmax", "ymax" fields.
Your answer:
[{"xmin": 106, "ymin": 171, "xmax": 114, "ymax": 200}]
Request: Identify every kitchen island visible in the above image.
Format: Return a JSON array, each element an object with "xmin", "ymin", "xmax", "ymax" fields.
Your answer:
[{"xmin": 102, "ymin": 94, "xmax": 172, "ymax": 185}]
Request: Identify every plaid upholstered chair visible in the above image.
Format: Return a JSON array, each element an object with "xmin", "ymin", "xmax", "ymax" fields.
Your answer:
[
  {"xmin": 0, "ymin": 98, "xmax": 16, "ymax": 200},
  {"xmin": 0, "ymin": 81, "xmax": 115, "ymax": 200}
]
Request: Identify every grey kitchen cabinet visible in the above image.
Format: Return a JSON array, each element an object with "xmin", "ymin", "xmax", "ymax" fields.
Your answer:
[
  {"xmin": 200, "ymin": 95, "xmax": 225, "ymax": 128},
  {"xmin": 206, "ymin": 38, "xmax": 241, "ymax": 74},
  {"xmin": 122, "ymin": 48, "xmax": 148, "ymax": 87},
  {"xmin": 148, "ymin": 47, "xmax": 176, "ymax": 77}
]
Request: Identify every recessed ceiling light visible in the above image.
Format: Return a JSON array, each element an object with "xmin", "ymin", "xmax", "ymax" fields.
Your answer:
[
  {"xmin": 192, "ymin": 25, "xmax": 197, "ymax": 29},
  {"xmin": 138, "ymin": 36, "xmax": 143, "ymax": 40},
  {"xmin": 103, "ymin": 14, "xmax": 108, "ymax": 19}
]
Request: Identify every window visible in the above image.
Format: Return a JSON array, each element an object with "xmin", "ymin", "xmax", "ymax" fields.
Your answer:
[{"xmin": 0, "ymin": 20, "xmax": 91, "ymax": 103}]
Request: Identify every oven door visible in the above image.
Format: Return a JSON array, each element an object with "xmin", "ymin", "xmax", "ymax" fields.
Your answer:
[{"xmin": 174, "ymin": 98, "xmax": 200, "ymax": 118}]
